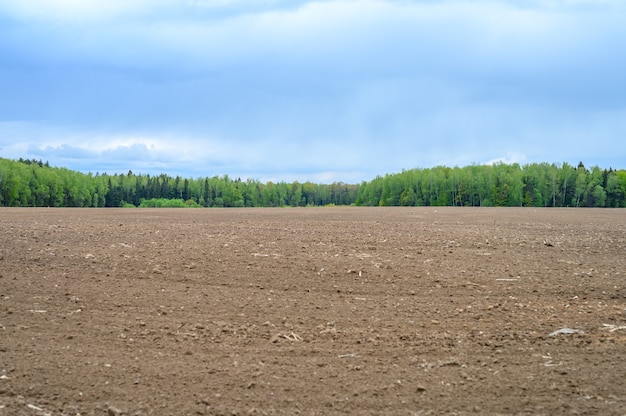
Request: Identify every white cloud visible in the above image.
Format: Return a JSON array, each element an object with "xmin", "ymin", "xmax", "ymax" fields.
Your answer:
[
  {"xmin": 6, "ymin": 0, "xmax": 619, "ymax": 82},
  {"xmin": 0, "ymin": 0, "xmax": 179, "ymax": 22},
  {"xmin": 1, "ymin": 0, "xmax": 625, "ymax": 181},
  {"xmin": 484, "ymin": 153, "xmax": 528, "ymax": 166},
  {"xmin": 148, "ymin": 1, "xmax": 568, "ymax": 59}
]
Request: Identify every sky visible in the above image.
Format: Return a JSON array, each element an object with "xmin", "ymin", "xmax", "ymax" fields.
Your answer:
[{"xmin": 1, "ymin": 0, "xmax": 625, "ymax": 183}]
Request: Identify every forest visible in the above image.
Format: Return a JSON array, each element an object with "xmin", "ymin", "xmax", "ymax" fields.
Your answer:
[
  {"xmin": 1, "ymin": 157, "xmax": 625, "ymax": 208},
  {"xmin": 0, "ymin": 158, "xmax": 358, "ymax": 208},
  {"xmin": 356, "ymin": 162, "xmax": 626, "ymax": 208}
]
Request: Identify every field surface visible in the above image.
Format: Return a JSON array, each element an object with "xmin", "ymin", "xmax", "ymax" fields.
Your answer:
[{"xmin": 1, "ymin": 207, "xmax": 625, "ymax": 415}]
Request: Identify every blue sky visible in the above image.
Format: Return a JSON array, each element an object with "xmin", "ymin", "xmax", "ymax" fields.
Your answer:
[{"xmin": 1, "ymin": 0, "xmax": 625, "ymax": 183}]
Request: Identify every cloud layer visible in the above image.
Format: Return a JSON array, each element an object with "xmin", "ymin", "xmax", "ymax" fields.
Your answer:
[{"xmin": 1, "ymin": 0, "xmax": 625, "ymax": 182}]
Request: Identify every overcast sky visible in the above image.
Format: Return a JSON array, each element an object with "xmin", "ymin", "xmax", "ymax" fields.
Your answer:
[{"xmin": 1, "ymin": 0, "xmax": 625, "ymax": 183}]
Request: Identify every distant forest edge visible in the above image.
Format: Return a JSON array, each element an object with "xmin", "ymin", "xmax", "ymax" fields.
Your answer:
[{"xmin": 1, "ymin": 157, "xmax": 625, "ymax": 208}]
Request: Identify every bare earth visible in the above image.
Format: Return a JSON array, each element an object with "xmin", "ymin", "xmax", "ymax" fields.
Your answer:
[{"xmin": 1, "ymin": 207, "xmax": 625, "ymax": 415}]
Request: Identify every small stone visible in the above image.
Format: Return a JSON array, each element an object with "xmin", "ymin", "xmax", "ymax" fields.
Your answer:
[{"xmin": 108, "ymin": 405, "xmax": 124, "ymax": 416}]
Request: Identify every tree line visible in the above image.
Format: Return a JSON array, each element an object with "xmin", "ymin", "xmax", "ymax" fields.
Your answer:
[
  {"xmin": 1, "ymin": 157, "xmax": 625, "ymax": 208},
  {"xmin": 356, "ymin": 162, "xmax": 626, "ymax": 207},
  {"xmin": 0, "ymin": 158, "xmax": 358, "ymax": 208}
]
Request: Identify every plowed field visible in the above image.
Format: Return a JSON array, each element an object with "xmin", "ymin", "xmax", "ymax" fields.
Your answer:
[{"xmin": 1, "ymin": 207, "xmax": 625, "ymax": 415}]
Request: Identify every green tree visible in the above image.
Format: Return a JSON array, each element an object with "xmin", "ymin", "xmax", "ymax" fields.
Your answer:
[
  {"xmin": 605, "ymin": 170, "xmax": 623, "ymax": 207},
  {"xmin": 592, "ymin": 185, "xmax": 607, "ymax": 207},
  {"xmin": 560, "ymin": 162, "xmax": 576, "ymax": 207},
  {"xmin": 574, "ymin": 169, "xmax": 587, "ymax": 207}
]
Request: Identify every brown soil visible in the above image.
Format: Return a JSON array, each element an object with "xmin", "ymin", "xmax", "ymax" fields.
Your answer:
[{"xmin": 1, "ymin": 207, "xmax": 625, "ymax": 415}]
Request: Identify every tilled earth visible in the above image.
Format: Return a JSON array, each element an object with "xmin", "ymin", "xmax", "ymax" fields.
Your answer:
[{"xmin": 1, "ymin": 207, "xmax": 625, "ymax": 415}]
